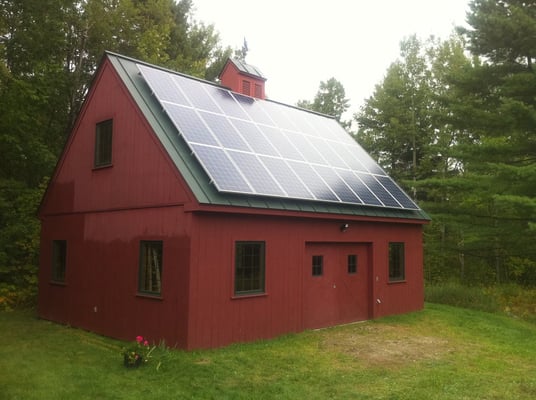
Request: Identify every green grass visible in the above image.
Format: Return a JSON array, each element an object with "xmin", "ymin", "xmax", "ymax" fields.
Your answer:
[{"xmin": 1, "ymin": 304, "xmax": 535, "ymax": 399}]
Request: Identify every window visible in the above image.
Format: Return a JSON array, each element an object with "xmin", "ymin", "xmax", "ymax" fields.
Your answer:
[
  {"xmin": 348, "ymin": 254, "xmax": 357, "ymax": 274},
  {"xmin": 94, "ymin": 119, "xmax": 113, "ymax": 167},
  {"xmin": 51, "ymin": 240, "xmax": 67, "ymax": 282},
  {"xmin": 312, "ymin": 255, "xmax": 323, "ymax": 276},
  {"xmin": 389, "ymin": 242, "xmax": 405, "ymax": 282},
  {"xmin": 138, "ymin": 241, "xmax": 163, "ymax": 295},
  {"xmin": 235, "ymin": 241, "xmax": 265, "ymax": 295},
  {"xmin": 241, "ymin": 80, "xmax": 251, "ymax": 96}
]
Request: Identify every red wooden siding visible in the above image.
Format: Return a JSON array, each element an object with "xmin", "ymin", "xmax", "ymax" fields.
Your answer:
[
  {"xmin": 38, "ymin": 59, "xmax": 198, "ymax": 348},
  {"xmin": 38, "ymin": 207, "xmax": 191, "ymax": 347},
  {"xmin": 40, "ymin": 59, "xmax": 194, "ymax": 216},
  {"xmin": 186, "ymin": 212, "xmax": 423, "ymax": 349},
  {"xmin": 40, "ymin": 206, "xmax": 423, "ymax": 350}
]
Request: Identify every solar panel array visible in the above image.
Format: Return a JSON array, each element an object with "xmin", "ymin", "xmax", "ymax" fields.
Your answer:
[{"xmin": 137, "ymin": 64, "xmax": 419, "ymax": 210}]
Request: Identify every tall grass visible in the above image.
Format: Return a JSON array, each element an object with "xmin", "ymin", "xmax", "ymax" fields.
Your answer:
[
  {"xmin": 425, "ymin": 281, "xmax": 500, "ymax": 312},
  {"xmin": 425, "ymin": 281, "xmax": 536, "ymax": 323}
]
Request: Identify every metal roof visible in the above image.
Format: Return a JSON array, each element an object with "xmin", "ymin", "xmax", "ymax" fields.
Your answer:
[
  {"xmin": 107, "ymin": 52, "xmax": 430, "ymax": 222},
  {"xmin": 228, "ymin": 57, "xmax": 266, "ymax": 80}
]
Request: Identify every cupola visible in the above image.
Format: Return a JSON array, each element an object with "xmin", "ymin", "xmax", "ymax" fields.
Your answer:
[{"xmin": 218, "ymin": 58, "xmax": 267, "ymax": 99}]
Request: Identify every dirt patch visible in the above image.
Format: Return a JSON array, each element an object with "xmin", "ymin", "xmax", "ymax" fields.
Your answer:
[{"xmin": 321, "ymin": 323, "xmax": 455, "ymax": 368}]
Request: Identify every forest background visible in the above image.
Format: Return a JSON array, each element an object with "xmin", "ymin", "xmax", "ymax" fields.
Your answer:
[{"xmin": 0, "ymin": 0, "xmax": 534, "ymax": 309}]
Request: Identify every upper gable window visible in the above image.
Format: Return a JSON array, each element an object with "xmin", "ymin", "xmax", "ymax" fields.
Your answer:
[{"xmin": 94, "ymin": 119, "xmax": 113, "ymax": 168}]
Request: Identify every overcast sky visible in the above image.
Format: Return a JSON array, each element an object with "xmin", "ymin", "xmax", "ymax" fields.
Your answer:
[{"xmin": 192, "ymin": 0, "xmax": 470, "ymax": 116}]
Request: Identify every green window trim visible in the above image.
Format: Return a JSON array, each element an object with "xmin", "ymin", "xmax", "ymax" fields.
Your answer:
[
  {"xmin": 138, "ymin": 241, "xmax": 163, "ymax": 295},
  {"xmin": 51, "ymin": 240, "xmax": 67, "ymax": 283},
  {"xmin": 235, "ymin": 241, "xmax": 265, "ymax": 296},
  {"xmin": 94, "ymin": 119, "xmax": 113, "ymax": 168},
  {"xmin": 389, "ymin": 242, "xmax": 405, "ymax": 282}
]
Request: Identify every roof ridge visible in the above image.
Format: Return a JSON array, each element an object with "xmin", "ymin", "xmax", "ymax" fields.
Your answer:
[{"xmin": 105, "ymin": 50, "xmax": 224, "ymax": 90}]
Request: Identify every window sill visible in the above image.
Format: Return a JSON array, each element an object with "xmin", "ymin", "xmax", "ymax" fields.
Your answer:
[
  {"xmin": 136, "ymin": 293, "xmax": 163, "ymax": 301},
  {"xmin": 92, "ymin": 164, "xmax": 113, "ymax": 171},
  {"xmin": 388, "ymin": 280, "xmax": 407, "ymax": 285},
  {"xmin": 232, "ymin": 292, "xmax": 268, "ymax": 300},
  {"xmin": 49, "ymin": 281, "xmax": 67, "ymax": 286}
]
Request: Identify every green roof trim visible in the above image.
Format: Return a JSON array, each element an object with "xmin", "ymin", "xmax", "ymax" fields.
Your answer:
[{"xmin": 107, "ymin": 52, "xmax": 430, "ymax": 222}]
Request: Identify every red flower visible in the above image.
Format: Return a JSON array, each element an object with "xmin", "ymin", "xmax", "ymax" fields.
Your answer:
[{"xmin": 136, "ymin": 336, "xmax": 143, "ymax": 343}]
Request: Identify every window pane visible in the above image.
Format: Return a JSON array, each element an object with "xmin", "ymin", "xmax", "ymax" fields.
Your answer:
[
  {"xmin": 389, "ymin": 242, "xmax": 405, "ymax": 282},
  {"xmin": 138, "ymin": 241, "xmax": 163, "ymax": 295},
  {"xmin": 94, "ymin": 119, "xmax": 113, "ymax": 167},
  {"xmin": 51, "ymin": 240, "xmax": 67, "ymax": 282},
  {"xmin": 235, "ymin": 242, "xmax": 265, "ymax": 295},
  {"xmin": 312, "ymin": 255, "xmax": 323, "ymax": 276},
  {"xmin": 348, "ymin": 254, "xmax": 357, "ymax": 274}
]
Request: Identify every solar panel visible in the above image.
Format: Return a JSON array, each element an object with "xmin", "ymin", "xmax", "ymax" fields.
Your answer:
[
  {"xmin": 227, "ymin": 151, "xmax": 285, "ymax": 196},
  {"xmin": 287, "ymin": 161, "xmax": 339, "ymax": 202},
  {"xmin": 259, "ymin": 156, "xmax": 313, "ymax": 199},
  {"xmin": 203, "ymin": 85, "xmax": 250, "ymax": 120},
  {"xmin": 190, "ymin": 144, "xmax": 252, "ymax": 193},
  {"xmin": 138, "ymin": 63, "xmax": 420, "ymax": 210},
  {"xmin": 314, "ymin": 165, "xmax": 362, "ymax": 204},
  {"xmin": 164, "ymin": 104, "xmax": 218, "ymax": 146},
  {"xmin": 200, "ymin": 112, "xmax": 249, "ymax": 151},
  {"xmin": 337, "ymin": 169, "xmax": 382, "ymax": 206},
  {"xmin": 231, "ymin": 119, "xmax": 279, "ymax": 156}
]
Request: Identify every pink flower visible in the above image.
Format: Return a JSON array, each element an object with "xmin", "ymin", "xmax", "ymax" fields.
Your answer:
[
  {"xmin": 136, "ymin": 336, "xmax": 143, "ymax": 343},
  {"xmin": 144, "ymin": 340, "xmax": 149, "ymax": 346}
]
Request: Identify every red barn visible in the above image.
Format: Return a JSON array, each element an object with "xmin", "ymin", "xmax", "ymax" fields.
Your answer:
[{"xmin": 38, "ymin": 52, "xmax": 429, "ymax": 349}]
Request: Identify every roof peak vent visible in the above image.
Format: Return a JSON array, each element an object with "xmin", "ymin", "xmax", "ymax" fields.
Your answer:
[{"xmin": 218, "ymin": 58, "xmax": 266, "ymax": 99}]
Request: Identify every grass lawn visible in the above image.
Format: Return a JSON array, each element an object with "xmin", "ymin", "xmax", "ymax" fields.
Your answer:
[{"xmin": 1, "ymin": 303, "xmax": 535, "ymax": 399}]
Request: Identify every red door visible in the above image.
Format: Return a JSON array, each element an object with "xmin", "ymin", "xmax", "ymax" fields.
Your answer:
[{"xmin": 303, "ymin": 242, "xmax": 370, "ymax": 330}]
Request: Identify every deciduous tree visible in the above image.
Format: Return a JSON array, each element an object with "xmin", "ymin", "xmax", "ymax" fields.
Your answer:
[
  {"xmin": 0, "ymin": 0, "xmax": 232, "ymax": 308},
  {"xmin": 297, "ymin": 77, "xmax": 350, "ymax": 128}
]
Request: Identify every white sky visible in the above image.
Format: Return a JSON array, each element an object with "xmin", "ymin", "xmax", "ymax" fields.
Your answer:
[{"xmin": 192, "ymin": 0, "xmax": 470, "ymax": 116}]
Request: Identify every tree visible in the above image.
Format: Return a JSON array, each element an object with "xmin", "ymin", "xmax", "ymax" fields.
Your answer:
[
  {"xmin": 353, "ymin": 31, "xmax": 533, "ymax": 284},
  {"xmin": 297, "ymin": 77, "xmax": 350, "ymax": 128},
  {"xmin": 166, "ymin": 0, "xmax": 232, "ymax": 80},
  {"xmin": 0, "ymin": 0, "xmax": 233, "ymax": 308},
  {"xmin": 450, "ymin": 0, "xmax": 536, "ymax": 284},
  {"xmin": 356, "ymin": 35, "xmax": 436, "ymax": 187},
  {"xmin": 459, "ymin": 0, "xmax": 536, "ymax": 70}
]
